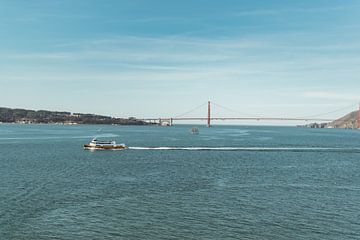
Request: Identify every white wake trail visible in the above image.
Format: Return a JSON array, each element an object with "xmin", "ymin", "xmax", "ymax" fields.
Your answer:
[{"xmin": 128, "ymin": 147, "xmax": 360, "ymax": 151}]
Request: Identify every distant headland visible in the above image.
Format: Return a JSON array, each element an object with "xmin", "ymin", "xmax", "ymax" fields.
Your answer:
[
  {"xmin": 301, "ymin": 110, "xmax": 360, "ymax": 129},
  {"xmin": 0, "ymin": 107, "xmax": 149, "ymax": 125}
]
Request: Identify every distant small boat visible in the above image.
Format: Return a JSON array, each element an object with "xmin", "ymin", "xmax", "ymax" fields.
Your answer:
[
  {"xmin": 190, "ymin": 127, "xmax": 199, "ymax": 135},
  {"xmin": 84, "ymin": 138, "xmax": 127, "ymax": 150}
]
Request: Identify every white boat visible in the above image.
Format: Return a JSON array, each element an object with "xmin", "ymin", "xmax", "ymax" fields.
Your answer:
[
  {"xmin": 190, "ymin": 127, "xmax": 199, "ymax": 135},
  {"xmin": 83, "ymin": 138, "xmax": 127, "ymax": 150}
]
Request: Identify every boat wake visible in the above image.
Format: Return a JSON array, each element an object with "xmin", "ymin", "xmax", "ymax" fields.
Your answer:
[{"xmin": 128, "ymin": 146, "xmax": 360, "ymax": 152}]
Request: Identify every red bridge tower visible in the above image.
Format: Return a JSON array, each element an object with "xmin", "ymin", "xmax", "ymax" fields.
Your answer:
[{"xmin": 207, "ymin": 101, "xmax": 211, "ymax": 128}]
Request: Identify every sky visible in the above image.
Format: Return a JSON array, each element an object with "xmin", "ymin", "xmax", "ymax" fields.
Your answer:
[{"xmin": 1, "ymin": 0, "xmax": 360, "ymax": 124}]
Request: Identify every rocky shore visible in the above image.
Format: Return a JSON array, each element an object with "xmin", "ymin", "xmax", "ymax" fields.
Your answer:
[{"xmin": 300, "ymin": 110, "xmax": 359, "ymax": 129}]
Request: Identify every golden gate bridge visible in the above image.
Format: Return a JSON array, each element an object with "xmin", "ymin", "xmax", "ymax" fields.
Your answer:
[{"xmin": 141, "ymin": 101, "xmax": 360, "ymax": 128}]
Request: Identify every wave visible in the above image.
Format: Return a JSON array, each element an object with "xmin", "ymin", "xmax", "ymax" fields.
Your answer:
[
  {"xmin": 0, "ymin": 135, "xmax": 107, "ymax": 140},
  {"xmin": 0, "ymin": 133, "xmax": 120, "ymax": 141},
  {"xmin": 128, "ymin": 146, "xmax": 360, "ymax": 152}
]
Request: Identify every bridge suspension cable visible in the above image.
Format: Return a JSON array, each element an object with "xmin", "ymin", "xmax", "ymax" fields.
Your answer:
[
  {"xmin": 297, "ymin": 103, "xmax": 357, "ymax": 119},
  {"xmin": 174, "ymin": 102, "xmax": 208, "ymax": 118},
  {"xmin": 211, "ymin": 101, "xmax": 262, "ymax": 118}
]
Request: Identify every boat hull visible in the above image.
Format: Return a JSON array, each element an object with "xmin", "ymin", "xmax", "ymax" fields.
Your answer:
[{"xmin": 83, "ymin": 144, "xmax": 128, "ymax": 150}]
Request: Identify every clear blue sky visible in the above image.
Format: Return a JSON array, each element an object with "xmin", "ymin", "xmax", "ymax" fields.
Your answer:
[{"xmin": 1, "ymin": 0, "xmax": 360, "ymax": 122}]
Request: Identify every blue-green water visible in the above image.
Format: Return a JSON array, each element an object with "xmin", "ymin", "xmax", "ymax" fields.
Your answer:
[{"xmin": 1, "ymin": 124, "xmax": 360, "ymax": 239}]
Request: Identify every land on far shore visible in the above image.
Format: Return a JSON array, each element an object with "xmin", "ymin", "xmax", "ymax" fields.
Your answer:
[
  {"xmin": 0, "ymin": 107, "xmax": 149, "ymax": 125},
  {"xmin": 2, "ymin": 106, "xmax": 359, "ymax": 128},
  {"xmin": 301, "ymin": 110, "xmax": 359, "ymax": 129}
]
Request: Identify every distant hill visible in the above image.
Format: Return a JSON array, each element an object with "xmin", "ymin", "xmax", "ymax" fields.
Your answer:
[
  {"xmin": 326, "ymin": 110, "xmax": 359, "ymax": 129},
  {"xmin": 0, "ymin": 107, "xmax": 148, "ymax": 125}
]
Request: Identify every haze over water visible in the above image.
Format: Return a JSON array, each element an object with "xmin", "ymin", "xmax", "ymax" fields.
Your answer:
[{"xmin": 1, "ymin": 124, "xmax": 360, "ymax": 239}]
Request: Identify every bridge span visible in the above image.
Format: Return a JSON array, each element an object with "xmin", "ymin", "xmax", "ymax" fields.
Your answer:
[{"xmin": 140, "ymin": 101, "xmax": 357, "ymax": 127}]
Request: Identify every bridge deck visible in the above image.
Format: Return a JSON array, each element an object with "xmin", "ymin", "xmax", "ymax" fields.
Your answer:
[{"xmin": 142, "ymin": 117, "xmax": 333, "ymax": 122}]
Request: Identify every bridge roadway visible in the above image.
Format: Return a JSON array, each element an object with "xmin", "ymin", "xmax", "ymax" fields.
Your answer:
[{"xmin": 141, "ymin": 117, "xmax": 334, "ymax": 122}]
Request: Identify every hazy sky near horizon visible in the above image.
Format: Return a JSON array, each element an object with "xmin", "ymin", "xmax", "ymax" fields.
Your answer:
[{"xmin": 1, "ymin": 0, "xmax": 360, "ymax": 122}]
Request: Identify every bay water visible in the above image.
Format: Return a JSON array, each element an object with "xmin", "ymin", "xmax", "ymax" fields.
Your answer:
[{"xmin": 1, "ymin": 124, "xmax": 360, "ymax": 239}]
